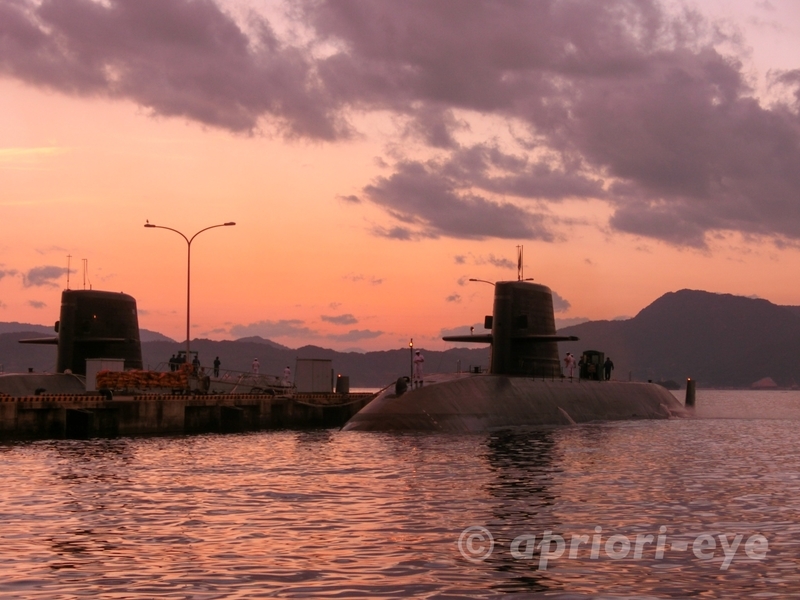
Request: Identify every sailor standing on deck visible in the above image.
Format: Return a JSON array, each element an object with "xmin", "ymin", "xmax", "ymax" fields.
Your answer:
[
  {"xmin": 603, "ymin": 357, "xmax": 615, "ymax": 381},
  {"xmin": 252, "ymin": 357, "xmax": 260, "ymax": 374},
  {"xmin": 413, "ymin": 350, "xmax": 425, "ymax": 388},
  {"xmin": 564, "ymin": 353, "xmax": 576, "ymax": 379},
  {"xmin": 283, "ymin": 366, "xmax": 292, "ymax": 386}
]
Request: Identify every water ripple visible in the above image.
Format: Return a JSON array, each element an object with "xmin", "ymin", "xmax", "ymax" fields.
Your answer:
[{"xmin": 1, "ymin": 390, "xmax": 800, "ymax": 597}]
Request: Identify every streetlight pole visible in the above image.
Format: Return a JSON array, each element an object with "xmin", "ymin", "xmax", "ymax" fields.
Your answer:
[
  {"xmin": 468, "ymin": 278, "xmax": 495, "ymax": 286},
  {"xmin": 144, "ymin": 221, "xmax": 236, "ymax": 357},
  {"xmin": 409, "ymin": 338, "xmax": 413, "ymax": 382}
]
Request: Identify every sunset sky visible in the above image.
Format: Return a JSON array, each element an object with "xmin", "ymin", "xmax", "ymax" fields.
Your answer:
[{"xmin": 3, "ymin": 0, "xmax": 800, "ymax": 351}]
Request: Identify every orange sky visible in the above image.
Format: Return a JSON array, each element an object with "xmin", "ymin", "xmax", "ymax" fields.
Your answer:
[{"xmin": 2, "ymin": 0, "xmax": 800, "ymax": 351}]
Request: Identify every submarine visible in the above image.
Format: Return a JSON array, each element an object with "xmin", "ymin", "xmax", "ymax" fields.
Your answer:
[
  {"xmin": 343, "ymin": 280, "xmax": 688, "ymax": 432},
  {"xmin": 0, "ymin": 289, "xmax": 143, "ymax": 396}
]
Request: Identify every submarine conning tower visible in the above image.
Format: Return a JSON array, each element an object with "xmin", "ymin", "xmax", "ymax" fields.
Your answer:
[
  {"xmin": 20, "ymin": 289, "xmax": 144, "ymax": 375},
  {"xmin": 492, "ymin": 281, "xmax": 562, "ymax": 377},
  {"xmin": 443, "ymin": 281, "xmax": 577, "ymax": 378},
  {"xmin": 57, "ymin": 290, "xmax": 143, "ymax": 375}
]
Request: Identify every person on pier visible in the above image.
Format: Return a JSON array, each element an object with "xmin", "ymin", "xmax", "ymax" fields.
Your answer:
[{"xmin": 413, "ymin": 350, "xmax": 425, "ymax": 388}]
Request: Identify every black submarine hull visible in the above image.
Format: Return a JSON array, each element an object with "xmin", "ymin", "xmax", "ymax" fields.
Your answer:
[
  {"xmin": 343, "ymin": 373, "xmax": 688, "ymax": 432},
  {"xmin": 344, "ymin": 279, "xmax": 689, "ymax": 432}
]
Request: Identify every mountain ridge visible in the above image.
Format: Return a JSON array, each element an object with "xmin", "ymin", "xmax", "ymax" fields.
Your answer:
[
  {"xmin": 3, "ymin": 288, "xmax": 799, "ymax": 387},
  {"xmin": 558, "ymin": 289, "xmax": 800, "ymax": 387}
]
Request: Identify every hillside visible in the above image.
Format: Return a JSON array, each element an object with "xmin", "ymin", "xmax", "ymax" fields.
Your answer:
[
  {"xmin": 558, "ymin": 290, "xmax": 800, "ymax": 387},
  {"xmin": 4, "ymin": 289, "xmax": 800, "ymax": 387},
  {"xmin": 0, "ymin": 332, "xmax": 59, "ymax": 373}
]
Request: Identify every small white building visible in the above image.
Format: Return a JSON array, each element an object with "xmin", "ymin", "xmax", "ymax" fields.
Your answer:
[{"xmin": 295, "ymin": 359, "xmax": 333, "ymax": 393}]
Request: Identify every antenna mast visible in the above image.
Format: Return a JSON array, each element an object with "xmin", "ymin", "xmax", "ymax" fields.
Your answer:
[
  {"xmin": 516, "ymin": 245, "xmax": 523, "ymax": 281},
  {"xmin": 66, "ymin": 254, "xmax": 71, "ymax": 289}
]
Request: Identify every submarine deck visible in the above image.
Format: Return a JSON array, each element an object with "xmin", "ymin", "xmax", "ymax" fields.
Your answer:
[{"xmin": 343, "ymin": 372, "xmax": 689, "ymax": 432}]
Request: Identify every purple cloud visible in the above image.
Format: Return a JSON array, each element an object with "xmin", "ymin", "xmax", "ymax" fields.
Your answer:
[
  {"xmin": 321, "ymin": 313, "xmax": 358, "ymax": 325},
  {"xmin": 310, "ymin": 0, "xmax": 800, "ymax": 246},
  {"xmin": 343, "ymin": 273, "xmax": 383, "ymax": 285},
  {"xmin": 551, "ymin": 291, "xmax": 571, "ymax": 313},
  {"xmin": 0, "ymin": 0, "xmax": 341, "ymax": 137},
  {"xmin": 327, "ymin": 329, "xmax": 383, "ymax": 342},
  {"xmin": 364, "ymin": 160, "xmax": 556, "ymax": 240},
  {"xmin": 3, "ymin": 0, "xmax": 800, "ymax": 246},
  {"xmin": 230, "ymin": 319, "xmax": 316, "ymax": 338},
  {"xmin": 483, "ymin": 255, "xmax": 516, "ymax": 270},
  {"xmin": 22, "ymin": 265, "xmax": 68, "ymax": 287}
]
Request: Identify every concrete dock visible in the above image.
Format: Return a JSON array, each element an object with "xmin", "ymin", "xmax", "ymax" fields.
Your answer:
[{"xmin": 0, "ymin": 392, "xmax": 375, "ymax": 440}]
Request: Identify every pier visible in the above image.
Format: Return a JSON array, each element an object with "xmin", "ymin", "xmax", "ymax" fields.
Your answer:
[{"xmin": 0, "ymin": 392, "xmax": 374, "ymax": 440}]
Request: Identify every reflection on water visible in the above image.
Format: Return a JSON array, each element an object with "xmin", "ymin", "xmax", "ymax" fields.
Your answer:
[{"xmin": 1, "ymin": 390, "xmax": 800, "ymax": 597}]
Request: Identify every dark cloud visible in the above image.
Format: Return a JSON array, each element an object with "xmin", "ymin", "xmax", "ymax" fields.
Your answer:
[
  {"xmin": 310, "ymin": 0, "xmax": 800, "ymax": 246},
  {"xmin": 364, "ymin": 160, "xmax": 556, "ymax": 240},
  {"xmin": 360, "ymin": 144, "xmax": 603, "ymax": 241},
  {"xmin": 0, "ymin": 0, "xmax": 342, "ymax": 137},
  {"xmin": 439, "ymin": 144, "xmax": 606, "ymax": 202},
  {"xmin": 343, "ymin": 273, "xmax": 383, "ymax": 285},
  {"xmin": 483, "ymin": 255, "xmax": 515, "ymax": 270},
  {"xmin": 454, "ymin": 255, "xmax": 466, "ymax": 264},
  {"xmin": 27, "ymin": 300, "xmax": 46, "ymax": 308},
  {"xmin": 0, "ymin": 268, "xmax": 18, "ymax": 280},
  {"xmin": 453, "ymin": 253, "xmax": 519, "ymax": 270},
  {"xmin": 35, "ymin": 245, "xmax": 68, "ymax": 254},
  {"xmin": 551, "ymin": 291, "xmax": 571, "ymax": 313},
  {"xmin": 22, "ymin": 265, "xmax": 68, "ymax": 287},
  {"xmin": 327, "ymin": 329, "xmax": 383, "ymax": 342},
  {"xmin": 370, "ymin": 225, "xmax": 425, "ymax": 241},
  {"xmin": 230, "ymin": 319, "xmax": 316, "ymax": 338},
  {"xmin": 5, "ymin": 0, "xmax": 800, "ymax": 246},
  {"xmin": 445, "ymin": 293, "xmax": 461, "ymax": 303},
  {"xmin": 321, "ymin": 313, "xmax": 358, "ymax": 325},
  {"xmin": 403, "ymin": 106, "xmax": 466, "ymax": 149}
]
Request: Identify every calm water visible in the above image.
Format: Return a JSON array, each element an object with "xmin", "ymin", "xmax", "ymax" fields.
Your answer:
[{"xmin": 2, "ymin": 390, "xmax": 800, "ymax": 598}]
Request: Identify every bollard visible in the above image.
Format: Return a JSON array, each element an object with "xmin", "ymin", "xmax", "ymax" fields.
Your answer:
[{"xmin": 685, "ymin": 378, "xmax": 696, "ymax": 409}]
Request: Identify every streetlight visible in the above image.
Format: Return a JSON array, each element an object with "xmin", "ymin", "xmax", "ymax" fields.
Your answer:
[
  {"xmin": 144, "ymin": 221, "xmax": 236, "ymax": 357},
  {"xmin": 409, "ymin": 338, "xmax": 413, "ymax": 381},
  {"xmin": 468, "ymin": 278, "xmax": 495, "ymax": 286}
]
